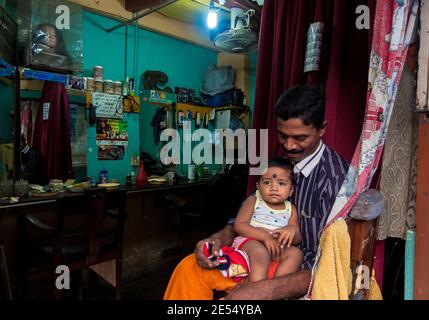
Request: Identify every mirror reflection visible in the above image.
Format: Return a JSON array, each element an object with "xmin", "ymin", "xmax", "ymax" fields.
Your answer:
[{"xmin": 0, "ymin": 75, "xmax": 15, "ymax": 182}]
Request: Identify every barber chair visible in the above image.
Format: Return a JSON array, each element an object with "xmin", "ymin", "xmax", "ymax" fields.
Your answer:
[
  {"xmin": 161, "ymin": 165, "xmax": 249, "ymax": 257},
  {"xmin": 16, "ymin": 188, "xmax": 127, "ymax": 299},
  {"xmin": 160, "ymin": 193, "xmax": 206, "ymax": 257}
]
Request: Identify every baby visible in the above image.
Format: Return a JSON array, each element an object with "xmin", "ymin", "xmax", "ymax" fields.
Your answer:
[{"xmin": 233, "ymin": 157, "xmax": 303, "ymax": 282}]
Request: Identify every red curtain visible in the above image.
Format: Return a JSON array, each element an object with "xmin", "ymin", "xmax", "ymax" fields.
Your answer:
[
  {"xmin": 248, "ymin": 0, "xmax": 375, "ymax": 194},
  {"xmin": 32, "ymin": 82, "xmax": 73, "ymax": 181}
]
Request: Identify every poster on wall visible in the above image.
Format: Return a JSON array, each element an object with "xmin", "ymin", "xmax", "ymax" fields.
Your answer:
[
  {"xmin": 98, "ymin": 145, "xmax": 125, "ymax": 160},
  {"xmin": 92, "ymin": 92, "xmax": 124, "ymax": 119},
  {"xmin": 96, "ymin": 118, "xmax": 128, "ymax": 146},
  {"xmin": 304, "ymin": 22, "xmax": 324, "ymax": 73}
]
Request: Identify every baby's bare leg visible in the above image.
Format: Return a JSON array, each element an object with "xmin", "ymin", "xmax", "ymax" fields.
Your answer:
[
  {"xmin": 241, "ymin": 240, "xmax": 270, "ymax": 282},
  {"xmin": 275, "ymin": 246, "xmax": 304, "ymax": 277}
]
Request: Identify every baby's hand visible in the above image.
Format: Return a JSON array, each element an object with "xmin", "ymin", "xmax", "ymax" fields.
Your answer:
[
  {"xmin": 263, "ymin": 234, "xmax": 281, "ymax": 260},
  {"xmin": 271, "ymin": 226, "xmax": 297, "ymax": 248}
]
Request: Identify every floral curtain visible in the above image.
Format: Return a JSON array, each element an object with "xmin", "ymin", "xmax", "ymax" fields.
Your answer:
[{"xmin": 308, "ymin": 0, "xmax": 419, "ymax": 298}]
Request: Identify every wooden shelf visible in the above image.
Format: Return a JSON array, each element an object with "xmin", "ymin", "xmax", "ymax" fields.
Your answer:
[
  {"xmin": 176, "ymin": 102, "xmax": 249, "ymax": 119},
  {"xmin": 20, "ymin": 79, "xmax": 87, "ymax": 105}
]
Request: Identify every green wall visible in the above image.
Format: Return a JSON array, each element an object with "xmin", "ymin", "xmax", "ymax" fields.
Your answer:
[
  {"xmin": 83, "ymin": 11, "xmax": 217, "ymax": 184},
  {"xmin": 0, "ymin": 79, "xmax": 13, "ymax": 142}
]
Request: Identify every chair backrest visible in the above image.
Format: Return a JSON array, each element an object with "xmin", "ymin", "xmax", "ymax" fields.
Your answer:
[
  {"xmin": 206, "ymin": 165, "xmax": 249, "ymax": 233},
  {"xmin": 346, "ymin": 217, "xmax": 378, "ymax": 300},
  {"xmin": 53, "ymin": 187, "xmax": 127, "ymax": 267},
  {"xmin": 346, "ymin": 189, "xmax": 383, "ymax": 300}
]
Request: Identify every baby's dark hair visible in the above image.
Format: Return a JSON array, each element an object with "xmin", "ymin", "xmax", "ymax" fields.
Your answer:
[{"xmin": 260, "ymin": 157, "xmax": 294, "ymax": 180}]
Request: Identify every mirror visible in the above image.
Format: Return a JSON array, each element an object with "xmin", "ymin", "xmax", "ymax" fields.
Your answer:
[
  {"xmin": 0, "ymin": 75, "xmax": 16, "ymax": 180},
  {"xmin": 0, "ymin": 5, "xmax": 19, "ymax": 197}
]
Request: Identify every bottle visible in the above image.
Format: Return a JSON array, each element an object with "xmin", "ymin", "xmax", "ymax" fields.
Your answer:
[
  {"xmin": 100, "ymin": 170, "xmax": 108, "ymax": 184},
  {"xmin": 197, "ymin": 163, "xmax": 204, "ymax": 179},
  {"xmin": 135, "ymin": 161, "xmax": 148, "ymax": 187},
  {"xmin": 122, "ymin": 80, "xmax": 128, "ymax": 96},
  {"xmin": 187, "ymin": 164, "xmax": 196, "ymax": 181}
]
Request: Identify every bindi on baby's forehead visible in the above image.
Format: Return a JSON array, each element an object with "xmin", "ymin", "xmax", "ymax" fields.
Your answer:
[{"xmin": 272, "ymin": 173, "xmax": 277, "ymax": 178}]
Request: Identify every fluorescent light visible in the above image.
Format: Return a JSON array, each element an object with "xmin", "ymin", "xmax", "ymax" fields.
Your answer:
[
  {"xmin": 207, "ymin": 11, "xmax": 218, "ymax": 29},
  {"xmin": 207, "ymin": 0, "xmax": 218, "ymax": 29}
]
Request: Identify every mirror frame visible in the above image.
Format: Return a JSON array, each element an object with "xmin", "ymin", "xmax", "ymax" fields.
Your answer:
[{"xmin": 0, "ymin": 5, "xmax": 20, "ymax": 183}]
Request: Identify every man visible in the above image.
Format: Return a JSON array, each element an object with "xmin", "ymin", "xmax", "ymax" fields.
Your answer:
[{"xmin": 163, "ymin": 85, "xmax": 349, "ymax": 300}]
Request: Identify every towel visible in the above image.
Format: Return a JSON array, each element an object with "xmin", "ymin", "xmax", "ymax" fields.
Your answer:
[
  {"xmin": 311, "ymin": 219, "xmax": 352, "ymax": 300},
  {"xmin": 311, "ymin": 219, "xmax": 382, "ymax": 300}
]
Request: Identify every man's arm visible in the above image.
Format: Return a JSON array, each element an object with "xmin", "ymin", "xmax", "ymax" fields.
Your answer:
[
  {"xmin": 194, "ymin": 224, "xmax": 235, "ymax": 269},
  {"xmin": 223, "ymin": 270, "xmax": 311, "ymax": 300}
]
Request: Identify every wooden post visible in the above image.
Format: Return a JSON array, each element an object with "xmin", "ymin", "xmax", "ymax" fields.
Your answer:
[{"xmin": 414, "ymin": 113, "xmax": 429, "ymax": 299}]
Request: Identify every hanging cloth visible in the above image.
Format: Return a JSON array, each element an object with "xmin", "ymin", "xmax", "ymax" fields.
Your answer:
[{"xmin": 32, "ymin": 81, "xmax": 73, "ymax": 181}]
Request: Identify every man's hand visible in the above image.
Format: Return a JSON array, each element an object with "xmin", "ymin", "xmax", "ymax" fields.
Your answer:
[
  {"xmin": 194, "ymin": 239, "xmax": 221, "ymax": 269},
  {"xmin": 194, "ymin": 224, "xmax": 235, "ymax": 269},
  {"xmin": 271, "ymin": 226, "xmax": 298, "ymax": 248}
]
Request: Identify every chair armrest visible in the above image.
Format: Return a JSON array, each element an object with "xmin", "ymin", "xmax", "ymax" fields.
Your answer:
[
  {"xmin": 105, "ymin": 209, "xmax": 128, "ymax": 220},
  {"xmin": 22, "ymin": 215, "xmax": 55, "ymax": 231}
]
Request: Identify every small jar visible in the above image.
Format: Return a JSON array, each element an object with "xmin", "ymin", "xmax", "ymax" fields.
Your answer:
[
  {"xmin": 93, "ymin": 65, "xmax": 103, "ymax": 81},
  {"xmin": 86, "ymin": 77, "xmax": 94, "ymax": 92},
  {"xmin": 94, "ymin": 80, "xmax": 104, "ymax": 92},
  {"xmin": 113, "ymin": 81, "xmax": 122, "ymax": 95},
  {"xmin": 49, "ymin": 179, "xmax": 64, "ymax": 192},
  {"xmin": 104, "ymin": 80, "xmax": 114, "ymax": 94}
]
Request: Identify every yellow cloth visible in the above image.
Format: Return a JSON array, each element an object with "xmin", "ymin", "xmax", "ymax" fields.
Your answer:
[
  {"xmin": 0, "ymin": 143, "xmax": 14, "ymax": 171},
  {"xmin": 312, "ymin": 219, "xmax": 352, "ymax": 300},
  {"xmin": 368, "ymin": 271, "xmax": 383, "ymax": 300},
  {"xmin": 163, "ymin": 254, "xmax": 237, "ymax": 300},
  {"xmin": 311, "ymin": 219, "xmax": 383, "ymax": 300}
]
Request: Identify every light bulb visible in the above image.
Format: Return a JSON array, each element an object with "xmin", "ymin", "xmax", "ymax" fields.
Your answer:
[{"xmin": 207, "ymin": 10, "xmax": 218, "ymax": 29}]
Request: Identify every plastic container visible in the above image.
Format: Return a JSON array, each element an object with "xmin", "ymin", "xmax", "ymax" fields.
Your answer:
[
  {"xmin": 201, "ymin": 90, "xmax": 233, "ymax": 107},
  {"xmin": 113, "ymin": 81, "xmax": 122, "ymax": 95},
  {"xmin": 93, "ymin": 65, "xmax": 103, "ymax": 81},
  {"xmin": 49, "ymin": 179, "xmax": 64, "ymax": 192},
  {"xmin": 94, "ymin": 80, "xmax": 103, "ymax": 92},
  {"xmin": 86, "ymin": 77, "xmax": 94, "ymax": 92},
  {"xmin": 136, "ymin": 162, "xmax": 148, "ymax": 187},
  {"xmin": 103, "ymin": 80, "xmax": 113, "ymax": 94}
]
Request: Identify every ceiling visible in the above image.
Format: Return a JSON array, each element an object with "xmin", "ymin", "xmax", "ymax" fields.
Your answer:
[{"xmin": 124, "ymin": 0, "xmax": 262, "ymax": 30}]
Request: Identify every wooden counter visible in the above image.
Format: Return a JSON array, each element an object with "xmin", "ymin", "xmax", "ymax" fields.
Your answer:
[{"xmin": 0, "ymin": 179, "xmax": 210, "ymax": 297}]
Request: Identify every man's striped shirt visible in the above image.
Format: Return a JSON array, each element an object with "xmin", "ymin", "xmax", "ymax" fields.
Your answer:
[{"xmin": 291, "ymin": 143, "xmax": 348, "ymax": 270}]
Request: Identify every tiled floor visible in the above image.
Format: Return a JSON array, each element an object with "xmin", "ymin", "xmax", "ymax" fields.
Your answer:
[
  {"xmin": 123, "ymin": 255, "xmax": 184, "ymax": 300},
  {"xmin": 91, "ymin": 238, "xmax": 197, "ymax": 300}
]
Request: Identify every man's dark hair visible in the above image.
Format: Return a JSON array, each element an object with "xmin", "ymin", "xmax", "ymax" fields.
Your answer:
[{"xmin": 276, "ymin": 85, "xmax": 325, "ymax": 129}]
